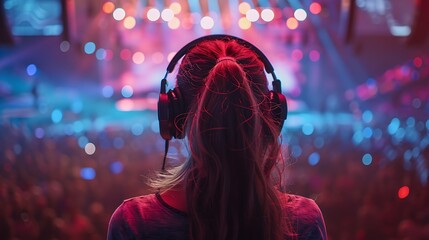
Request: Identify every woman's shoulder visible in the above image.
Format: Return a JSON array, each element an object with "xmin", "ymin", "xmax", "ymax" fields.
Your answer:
[
  {"xmin": 278, "ymin": 193, "xmax": 328, "ymax": 239},
  {"xmin": 279, "ymin": 193, "xmax": 322, "ymax": 217}
]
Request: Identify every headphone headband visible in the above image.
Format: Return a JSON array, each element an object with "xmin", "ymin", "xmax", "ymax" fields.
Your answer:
[
  {"xmin": 166, "ymin": 34, "xmax": 275, "ymax": 75},
  {"xmin": 158, "ymin": 34, "xmax": 288, "ymax": 144}
]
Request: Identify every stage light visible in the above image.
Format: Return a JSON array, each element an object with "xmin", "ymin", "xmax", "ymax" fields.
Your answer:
[
  {"xmin": 309, "ymin": 50, "xmax": 320, "ymax": 61},
  {"xmin": 26, "ymin": 64, "xmax": 37, "ymax": 76},
  {"xmin": 51, "ymin": 109, "xmax": 63, "ymax": 123},
  {"xmin": 291, "ymin": 49, "xmax": 303, "ymax": 61},
  {"xmin": 309, "ymin": 2, "xmax": 322, "ymax": 15},
  {"xmin": 78, "ymin": 136, "xmax": 89, "ymax": 148},
  {"xmin": 261, "ymin": 9, "xmax": 274, "ymax": 22},
  {"xmin": 362, "ymin": 153, "xmax": 372, "ymax": 165},
  {"xmin": 84, "ymin": 42, "xmax": 96, "ymax": 54},
  {"xmin": 96, "ymin": 48, "xmax": 107, "ymax": 60},
  {"xmin": 398, "ymin": 186, "xmax": 410, "ymax": 199},
  {"xmin": 200, "ymin": 16, "xmax": 214, "ymax": 29},
  {"xmin": 238, "ymin": 17, "xmax": 251, "ymax": 30},
  {"xmin": 152, "ymin": 52, "xmax": 164, "ymax": 64},
  {"xmin": 102, "ymin": 85, "xmax": 114, "ymax": 98},
  {"xmin": 104, "ymin": 49, "xmax": 113, "ymax": 61},
  {"xmin": 73, "ymin": 121, "xmax": 84, "ymax": 133},
  {"xmin": 120, "ymin": 49, "xmax": 132, "ymax": 60},
  {"xmin": 412, "ymin": 98, "xmax": 421, "ymax": 108},
  {"xmin": 302, "ymin": 123, "xmax": 314, "ymax": 135},
  {"xmin": 362, "ymin": 110, "xmax": 373, "ymax": 123},
  {"xmin": 113, "ymin": 137, "xmax": 124, "ymax": 149},
  {"xmin": 314, "ymin": 137, "xmax": 325, "ymax": 149},
  {"xmin": 81, "ymin": 168, "xmax": 96, "ymax": 180},
  {"xmin": 131, "ymin": 123, "xmax": 144, "ymax": 136},
  {"xmin": 121, "ymin": 85, "xmax": 134, "ymax": 98},
  {"xmin": 35, "ymin": 128, "xmax": 45, "ymax": 139},
  {"xmin": 110, "ymin": 161, "xmax": 124, "ymax": 174},
  {"xmin": 238, "ymin": 2, "xmax": 251, "ymax": 15},
  {"xmin": 286, "ymin": 17, "xmax": 298, "ymax": 30},
  {"xmin": 60, "ymin": 41, "xmax": 70, "ymax": 52},
  {"xmin": 132, "ymin": 52, "xmax": 145, "ymax": 64},
  {"xmin": 413, "ymin": 57, "xmax": 423, "ymax": 68},
  {"xmin": 167, "ymin": 52, "xmax": 176, "ymax": 62},
  {"xmin": 85, "ymin": 143, "xmax": 96, "ymax": 155},
  {"xmin": 246, "ymin": 9, "xmax": 259, "ymax": 22},
  {"xmin": 291, "ymin": 145, "xmax": 302, "ymax": 158},
  {"xmin": 308, "ymin": 152, "xmax": 320, "ymax": 166},
  {"xmin": 113, "ymin": 8, "xmax": 126, "ymax": 21},
  {"xmin": 168, "ymin": 17, "xmax": 180, "ymax": 29},
  {"xmin": 363, "ymin": 127, "xmax": 373, "ymax": 139},
  {"xmin": 71, "ymin": 100, "xmax": 83, "ymax": 113},
  {"xmin": 161, "ymin": 8, "xmax": 174, "ymax": 22},
  {"xmin": 103, "ymin": 2, "xmax": 115, "ymax": 14},
  {"xmin": 388, "ymin": 118, "xmax": 400, "ymax": 135},
  {"xmin": 294, "ymin": 9, "xmax": 307, "ymax": 21},
  {"xmin": 124, "ymin": 16, "xmax": 136, "ymax": 29},
  {"xmin": 169, "ymin": 2, "xmax": 182, "ymax": 14},
  {"xmin": 147, "ymin": 8, "xmax": 161, "ymax": 21}
]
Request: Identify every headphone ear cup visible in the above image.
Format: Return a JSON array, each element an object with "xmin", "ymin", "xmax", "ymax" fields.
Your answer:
[
  {"xmin": 268, "ymin": 91, "xmax": 288, "ymax": 133},
  {"xmin": 158, "ymin": 91, "xmax": 172, "ymax": 140},
  {"xmin": 167, "ymin": 87, "xmax": 186, "ymax": 139}
]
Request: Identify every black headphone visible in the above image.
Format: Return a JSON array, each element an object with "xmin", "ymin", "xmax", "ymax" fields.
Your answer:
[{"xmin": 158, "ymin": 34, "xmax": 288, "ymax": 141}]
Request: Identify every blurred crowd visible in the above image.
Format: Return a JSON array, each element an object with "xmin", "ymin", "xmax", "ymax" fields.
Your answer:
[{"xmin": 1, "ymin": 118, "xmax": 428, "ymax": 240}]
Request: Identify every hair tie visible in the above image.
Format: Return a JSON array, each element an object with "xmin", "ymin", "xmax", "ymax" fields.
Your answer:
[{"xmin": 216, "ymin": 56, "xmax": 236, "ymax": 63}]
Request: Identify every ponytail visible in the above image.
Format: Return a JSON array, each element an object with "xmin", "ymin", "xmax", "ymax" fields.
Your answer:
[{"xmin": 150, "ymin": 39, "xmax": 286, "ymax": 240}]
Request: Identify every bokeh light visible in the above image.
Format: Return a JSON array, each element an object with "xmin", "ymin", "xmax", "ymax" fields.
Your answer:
[
  {"xmin": 102, "ymin": 85, "xmax": 114, "ymax": 98},
  {"xmin": 147, "ymin": 8, "xmax": 160, "ymax": 21},
  {"xmin": 413, "ymin": 57, "xmax": 423, "ymax": 68},
  {"xmin": 26, "ymin": 64, "xmax": 37, "ymax": 76},
  {"xmin": 102, "ymin": 2, "xmax": 115, "ymax": 14},
  {"xmin": 123, "ymin": 16, "xmax": 136, "ymax": 29},
  {"xmin": 110, "ymin": 161, "xmax": 124, "ymax": 174},
  {"xmin": 362, "ymin": 110, "xmax": 373, "ymax": 123},
  {"xmin": 200, "ymin": 16, "xmax": 214, "ymax": 29},
  {"xmin": 95, "ymin": 48, "xmax": 106, "ymax": 60},
  {"xmin": 167, "ymin": 52, "xmax": 176, "ymax": 62},
  {"xmin": 34, "ymin": 128, "xmax": 45, "ymax": 139},
  {"xmin": 308, "ymin": 152, "xmax": 320, "ymax": 166},
  {"xmin": 80, "ymin": 167, "xmax": 96, "ymax": 180},
  {"xmin": 286, "ymin": 17, "xmax": 299, "ymax": 30},
  {"xmin": 398, "ymin": 186, "xmax": 410, "ymax": 199},
  {"xmin": 168, "ymin": 17, "xmax": 180, "ymax": 29},
  {"xmin": 121, "ymin": 85, "xmax": 134, "ymax": 98},
  {"xmin": 132, "ymin": 52, "xmax": 145, "ymax": 64},
  {"xmin": 60, "ymin": 41, "xmax": 70, "ymax": 52},
  {"xmin": 309, "ymin": 50, "xmax": 320, "ymax": 62},
  {"xmin": 302, "ymin": 123, "xmax": 315, "ymax": 135},
  {"xmin": 169, "ymin": 2, "xmax": 182, "ymax": 14},
  {"xmin": 291, "ymin": 49, "xmax": 303, "ymax": 61},
  {"xmin": 112, "ymin": 8, "xmax": 126, "ymax": 21},
  {"xmin": 238, "ymin": 17, "xmax": 251, "ymax": 30},
  {"xmin": 51, "ymin": 109, "xmax": 63, "ymax": 123},
  {"xmin": 362, "ymin": 153, "xmax": 373, "ymax": 165},
  {"xmin": 246, "ymin": 9, "xmax": 259, "ymax": 22},
  {"xmin": 294, "ymin": 9, "xmax": 307, "ymax": 21},
  {"xmin": 131, "ymin": 123, "xmax": 144, "ymax": 136},
  {"xmin": 238, "ymin": 2, "xmax": 251, "ymax": 15},
  {"xmin": 310, "ymin": 2, "xmax": 322, "ymax": 15},
  {"xmin": 161, "ymin": 8, "xmax": 174, "ymax": 22},
  {"xmin": 152, "ymin": 52, "xmax": 164, "ymax": 64},
  {"xmin": 84, "ymin": 42, "xmax": 96, "ymax": 54},
  {"xmin": 261, "ymin": 9, "xmax": 275, "ymax": 22},
  {"xmin": 84, "ymin": 143, "xmax": 96, "ymax": 155},
  {"xmin": 120, "ymin": 49, "xmax": 132, "ymax": 60}
]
